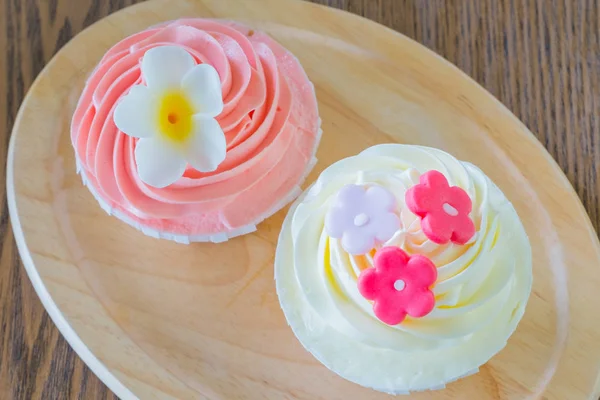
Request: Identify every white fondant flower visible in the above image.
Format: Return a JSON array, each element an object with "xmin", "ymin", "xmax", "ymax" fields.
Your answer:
[{"xmin": 114, "ymin": 45, "xmax": 225, "ymax": 188}]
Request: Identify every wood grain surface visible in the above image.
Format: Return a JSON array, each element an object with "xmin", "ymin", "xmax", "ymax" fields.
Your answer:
[{"xmin": 1, "ymin": 0, "xmax": 599, "ymax": 399}]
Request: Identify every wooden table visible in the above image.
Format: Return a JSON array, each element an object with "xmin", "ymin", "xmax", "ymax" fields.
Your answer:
[{"xmin": 0, "ymin": 0, "xmax": 598, "ymax": 398}]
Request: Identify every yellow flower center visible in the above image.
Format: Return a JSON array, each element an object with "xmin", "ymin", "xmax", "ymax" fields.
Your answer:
[{"xmin": 157, "ymin": 91, "xmax": 194, "ymax": 143}]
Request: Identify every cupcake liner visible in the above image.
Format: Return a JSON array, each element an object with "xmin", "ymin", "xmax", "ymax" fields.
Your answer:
[
  {"xmin": 76, "ymin": 127, "xmax": 321, "ymax": 243},
  {"xmin": 379, "ymin": 368, "xmax": 480, "ymax": 395}
]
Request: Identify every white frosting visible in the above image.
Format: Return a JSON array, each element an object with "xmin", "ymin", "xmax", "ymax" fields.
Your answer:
[{"xmin": 275, "ymin": 144, "xmax": 532, "ymax": 393}]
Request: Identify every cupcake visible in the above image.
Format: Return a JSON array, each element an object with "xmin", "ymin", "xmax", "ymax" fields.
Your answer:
[
  {"xmin": 275, "ymin": 144, "xmax": 532, "ymax": 394},
  {"xmin": 71, "ymin": 19, "xmax": 321, "ymax": 243}
]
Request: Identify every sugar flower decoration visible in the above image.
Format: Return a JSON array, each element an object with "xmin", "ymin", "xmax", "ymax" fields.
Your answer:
[
  {"xmin": 325, "ymin": 184, "xmax": 400, "ymax": 255},
  {"xmin": 358, "ymin": 246, "xmax": 437, "ymax": 325},
  {"xmin": 114, "ymin": 45, "xmax": 225, "ymax": 188},
  {"xmin": 405, "ymin": 170, "xmax": 475, "ymax": 245}
]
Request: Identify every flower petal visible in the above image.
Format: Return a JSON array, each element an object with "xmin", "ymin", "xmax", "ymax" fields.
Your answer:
[
  {"xmin": 113, "ymin": 86, "xmax": 158, "ymax": 138},
  {"xmin": 135, "ymin": 138, "xmax": 187, "ymax": 188},
  {"xmin": 142, "ymin": 46, "xmax": 196, "ymax": 91},
  {"xmin": 373, "ymin": 246, "xmax": 409, "ymax": 274},
  {"xmin": 342, "ymin": 228, "xmax": 374, "ymax": 255},
  {"xmin": 325, "ymin": 207, "xmax": 352, "ymax": 238},
  {"xmin": 365, "ymin": 185, "xmax": 396, "ymax": 211},
  {"xmin": 337, "ymin": 185, "xmax": 367, "ymax": 209},
  {"xmin": 421, "ymin": 211, "xmax": 454, "ymax": 244},
  {"xmin": 357, "ymin": 268, "xmax": 380, "ymax": 300},
  {"xmin": 182, "ymin": 64, "xmax": 224, "ymax": 118},
  {"xmin": 185, "ymin": 117, "xmax": 226, "ymax": 172},
  {"xmin": 404, "ymin": 290, "xmax": 435, "ymax": 318},
  {"xmin": 405, "ymin": 184, "xmax": 436, "ymax": 216},
  {"xmin": 405, "ymin": 254, "xmax": 438, "ymax": 287},
  {"xmin": 373, "ymin": 299, "xmax": 407, "ymax": 325},
  {"xmin": 447, "ymin": 185, "xmax": 473, "ymax": 214},
  {"xmin": 421, "ymin": 170, "xmax": 449, "ymax": 190},
  {"xmin": 450, "ymin": 215, "xmax": 476, "ymax": 244},
  {"xmin": 372, "ymin": 212, "xmax": 401, "ymax": 242}
]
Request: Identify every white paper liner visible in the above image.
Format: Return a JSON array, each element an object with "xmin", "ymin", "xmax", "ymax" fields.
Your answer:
[
  {"xmin": 379, "ymin": 367, "xmax": 480, "ymax": 395},
  {"xmin": 76, "ymin": 125, "xmax": 322, "ymax": 243}
]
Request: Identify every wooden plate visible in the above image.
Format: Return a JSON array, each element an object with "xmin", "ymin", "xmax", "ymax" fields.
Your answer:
[{"xmin": 7, "ymin": 0, "xmax": 600, "ymax": 398}]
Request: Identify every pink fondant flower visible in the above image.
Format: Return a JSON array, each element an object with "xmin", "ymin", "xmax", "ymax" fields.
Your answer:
[
  {"xmin": 325, "ymin": 185, "xmax": 400, "ymax": 255},
  {"xmin": 358, "ymin": 246, "xmax": 437, "ymax": 325},
  {"xmin": 405, "ymin": 170, "xmax": 475, "ymax": 245}
]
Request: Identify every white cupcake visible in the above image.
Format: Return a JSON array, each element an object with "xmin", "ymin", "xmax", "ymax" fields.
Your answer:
[{"xmin": 275, "ymin": 144, "xmax": 532, "ymax": 394}]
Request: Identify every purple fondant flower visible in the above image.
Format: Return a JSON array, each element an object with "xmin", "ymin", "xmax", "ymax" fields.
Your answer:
[{"xmin": 325, "ymin": 184, "xmax": 400, "ymax": 255}]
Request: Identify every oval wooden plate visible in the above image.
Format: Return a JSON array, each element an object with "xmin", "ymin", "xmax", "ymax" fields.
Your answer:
[{"xmin": 7, "ymin": 0, "xmax": 600, "ymax": 399}]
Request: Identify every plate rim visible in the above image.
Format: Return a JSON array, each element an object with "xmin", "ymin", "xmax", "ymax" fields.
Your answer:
[
  {"xmin": 7, "ymin": 104, "xmax": 139, "ymax": 400},
  {"xmin": 7, "ymin": 0, "xmax": 600, "ymax": 398}
]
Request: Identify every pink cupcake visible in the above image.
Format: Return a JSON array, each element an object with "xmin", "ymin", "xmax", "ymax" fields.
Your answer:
[{"xmin": 71, "ymin": 19, "xmax": 321, "ymax": 243}]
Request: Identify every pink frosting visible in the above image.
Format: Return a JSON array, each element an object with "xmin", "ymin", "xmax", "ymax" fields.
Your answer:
[{"xmin": 71, "ymin": 19, "xmax": 320, "ymax": 237}]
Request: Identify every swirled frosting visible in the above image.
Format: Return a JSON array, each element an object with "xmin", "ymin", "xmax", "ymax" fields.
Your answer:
[
  {"xmin": 71, "ymin": 19, "xmax": 320, "ymax": 242},
  {"xmin": 275, "ymin": 144, "xmax": 532, "ymax": 393}
]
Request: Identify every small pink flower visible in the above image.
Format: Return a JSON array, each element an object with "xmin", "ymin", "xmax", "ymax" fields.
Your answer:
[
  {"xmin": 358, "ymin": 246, "xmax": 437, "ymax": 325},
  {"xmin": 405, "ymin": 170, "xmax": 475, "ymax": 245},
  {"xmin": 325, "ymin": 184, "xmax": 400, "ymax": 255}
]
